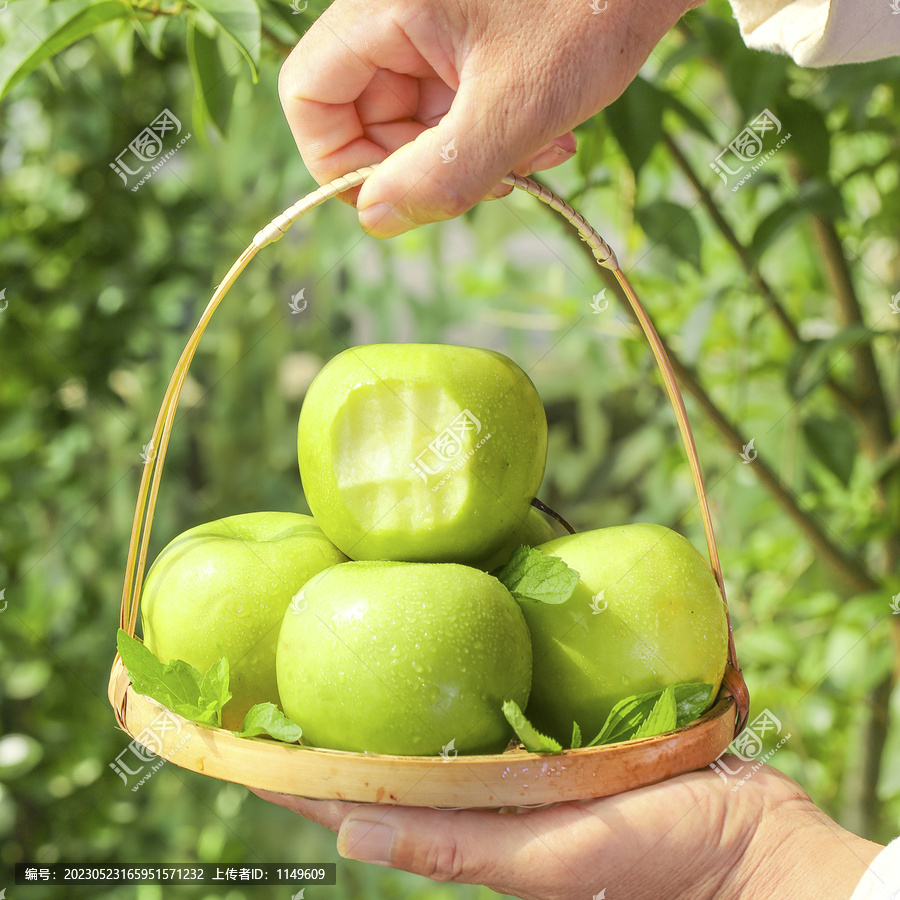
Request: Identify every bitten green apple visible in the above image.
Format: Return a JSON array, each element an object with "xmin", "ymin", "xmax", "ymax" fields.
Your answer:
[
  {"xmin": 276, "ymin": 560, "xmax": 532, "ymax": 755},
  {"xmin": 521, "ymin": 523, "xmax": 728, "ymax": 744},
  {"xmin": 141, "ymin": 511, "xmax": 347, "ymax": 729},
  {"xmin": 475, "ymin": 507, "xmax": 557, "ymax": 572},
  {"xmin": 297, "ymin": 344, "xmax": 548, "ymax": 564}
]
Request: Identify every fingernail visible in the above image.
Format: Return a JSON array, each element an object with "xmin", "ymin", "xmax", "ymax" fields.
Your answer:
[
  {"xmin": 357, "ymin": 202, "xmax": 413, "ymax": 238},
  {"xmin": 337, "ymin": 817, "xmax": 396, "ymax": 866},
  {"xmin": 485, "ymin": 181, "xmax": 514, "ymax": 201}
]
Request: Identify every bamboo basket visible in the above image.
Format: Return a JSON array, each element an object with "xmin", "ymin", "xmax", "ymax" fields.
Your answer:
[{"xmin": 109, "ymin": 168, "xmax": 750, "ymax": 809}]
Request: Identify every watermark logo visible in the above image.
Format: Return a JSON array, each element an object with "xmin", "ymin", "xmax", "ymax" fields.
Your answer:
[
  {"xmin": 290, "ymin": 0, "xmax": 308, "ymax": 11},
  {"xmin": 110, "ymin": 109, "xmax": 192, "ymax": 192},
  {"xmin": 590, "ymin": 289, "xmax": 608, "ymax": 313},
  {"xmin": 289, "ymin": 590, "xmax": 307, "ymax": 615},
  {"xmin": 589, "ymin": 0, "xmax": 608, "ymax": 12},
  {"xmin": 710, "ymin": 109, "xmax": 790, "ymax": 192},
  {"xmin": 291, "ymin": 890, "xmax": 306, "ymax": 900},
  {"xmin": 439, "ymin": 138, "xmax": 458, "ymax": 163},
  {"xmin": 0, "ymin": 3, "xmax": 7, "ymax": 12},
  {"xmin": 890, "ymin": 0, "xmax": 900, "ymax": 14},
  {"xmin": 289, "ymin": 289, "xmax": 307, "ymax": 314},
  {"xmin": 440, "ymin": 739, "xmax": 458, "ymax": 761},
  {"xmin": 110, "ymin": 711, "xmax": 189, "ymax": 791},
  {"xmin": 0, "ymin": 588, "xmax": 6, "ymax": 613},
  {"xmin": 740, "ymin": 438, "xmax": 757, "ymax": 464},
  {"xmin": 593, "ymin": 890, "xmax": 607, "ymax": 900},
  {"xmin": 589, "ymin": 589, "xmax": 607, "ymax": 614},
  {"xmin": 411, "ymin": 409, "xmax": 491, "ymax": 491},
  {"xmin": 709, "ymin": 709, "xmax": 790, "ymax": 791},
  {"xmin": 0, "ymin": 287, "xmax": 7, "ymax": 311},
  {"xmin": 140, "ymin": 441, "xmax": 156, "ymax": 465},
  {"xmin": 890, "ymin": 593, "xmax": 900, "ymax": 615},
  {"xmin": 890, "ymin": 292, "xmax": 900, "ymax": 314}
]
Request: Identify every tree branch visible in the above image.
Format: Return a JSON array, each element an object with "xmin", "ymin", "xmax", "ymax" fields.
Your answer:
[
  {"xmin": 808, "ymin": 217, "xmax": 894, "ymax": 455},
  {"xmin": 662, "ymin": 133, "xmax": 858, "ymax": 414}
]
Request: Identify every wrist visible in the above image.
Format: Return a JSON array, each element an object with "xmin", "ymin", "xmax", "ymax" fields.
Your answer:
[{"xmin": 718, "ymin": 769, "xmax": 882, "ymax": 900}]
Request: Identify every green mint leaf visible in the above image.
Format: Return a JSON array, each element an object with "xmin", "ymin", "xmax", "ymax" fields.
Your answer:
[
  {"xmin": 198, "ymin": 655, "xmax": 232, "ymax": 726},
  {"xmin": 587, "ymin": 692, "xmax": 658, "ymax": 747},
  {"xmin": 675, "ymin": 683, "xmax": 714, "ymax": 727},
  {"xmin": 117, "ymin": 629, "xmax": 231, "ymax": 727},
  {"xmin": 117, "ymin": 629, "xmax": 202, "ymax": 708},
  {"xmin": 587, "ymin": 682, "xmax": 714, "ymax": 747},
  {"xmin": 496, "ymin": 546, "xmax": 580, "ymax": 605},
  {"xmin": 236, "ymin": 703, "xmax": 304, "ymax": 743},
  {"xmin": 502, "ymin": 700, "xmax": 563, "ymax": 753},
  {"xmin": 632, "ymin": 686, "xmax": 677, "ymax": 739},
  {"xmin": 571, "ymin": 720, "xmax": 582, "ymax": 750}
]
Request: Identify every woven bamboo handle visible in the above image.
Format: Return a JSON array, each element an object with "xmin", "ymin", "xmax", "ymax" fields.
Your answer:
[{"xmin": 119, "ymin": 166, "xmax": 749, "ymax": 737}]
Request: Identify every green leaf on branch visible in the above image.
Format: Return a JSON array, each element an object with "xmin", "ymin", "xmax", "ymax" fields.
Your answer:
[
  {"xmin": 660, "ymin": 92, "xmax": 714, "ymax": 142},
  {"xmin": 786, "ymin": 324, "xmax": 882, "ymax": 400},
  {"xmin": 803, "ymin": 415, "xmax": 858, "ymax": 486},
  {"xmin": 750, "ymin": 183, "xmax": 844, "ymax": 261},
  {"xmin": 188, "ymin": 0, "xmax": 261, "ymax": 81},
  {"xmin": 187, "ymin": 21, "xmax": 237, "ymax": 136},
  {"xmin": 0, "ymin": 0, "xmax": 130, "ymax": 100},
  {"xmin": 636, "ymin": 200, "xmax": 702, "ymax": 271},
  {"xmin": 775, "ymin": 96, "xmax": 831, "ymax": 178},
  {"xmin": 496, "ymin": 546, "xmax": 580, "ymax": 605},
  {"xmin": 132, "ymin": 15, "xmax": 170, "ymax": 60},
  {"xmin": 604, "ymin": 76, "xmax": 665, "ymax": 177},
  {"xmin": 502, "ymin": 700, "xmax": 562, "ymax": 753}
]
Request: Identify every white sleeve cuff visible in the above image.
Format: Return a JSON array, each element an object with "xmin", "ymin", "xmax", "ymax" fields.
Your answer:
[
  {"xmin": 850, "ymin": 836, "xmax": 900, "ymax": 900},
  {"xmin": 728, "ymin": 0, "xmax": 900, "ymax": 66}
]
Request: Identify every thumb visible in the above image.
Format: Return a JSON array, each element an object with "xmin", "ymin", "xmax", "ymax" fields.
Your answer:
[
  {"xmin": 335, "ymin": 803, "xmax": 585, "ymax": 895},
  {"xmin": 356, "ymin": 83, "xmax": 574, "ymax": 238},
  {"xmin": 336, "ymin": 805, "xmax": 516, "ymax": 883}
]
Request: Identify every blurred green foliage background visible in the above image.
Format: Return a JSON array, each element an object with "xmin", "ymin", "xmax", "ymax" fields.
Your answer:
[{"xmin": 1, "ymin": 0, "xmax": 899, "ymax": 897}]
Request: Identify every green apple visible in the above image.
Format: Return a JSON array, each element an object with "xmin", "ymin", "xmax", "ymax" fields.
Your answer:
[
  {"xmin": 521, "ymin": 524, "xmax": 728, "ymax": 744},
  {"xmin": 141, "ymin": 511, "xmax": 347, "ymax": 729},
  {"xmin": 476, "ymin": 506, "xmax": 558, "ymax": 572},
  {"xmin": 276, "ymin": 560, "xmax": 532, "ymax": 755},
  {"xmin": 297, "ymin": 343, "xmax": 548, "ymax": 564}
]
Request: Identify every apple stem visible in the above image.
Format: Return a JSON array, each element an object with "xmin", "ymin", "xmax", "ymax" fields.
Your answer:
[{"xmin": 531, "ymin": 498, "xmax": 576, "ymax": 535}]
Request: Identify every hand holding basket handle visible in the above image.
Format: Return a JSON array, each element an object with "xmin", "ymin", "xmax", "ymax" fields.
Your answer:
[{"xmin": 277, "ymin": 0, "xmax": 705, "ymax": 237}]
